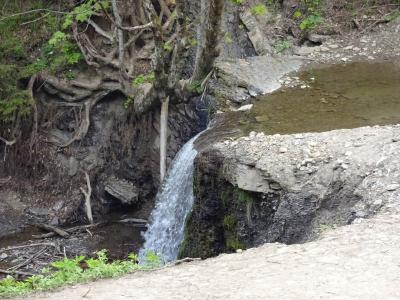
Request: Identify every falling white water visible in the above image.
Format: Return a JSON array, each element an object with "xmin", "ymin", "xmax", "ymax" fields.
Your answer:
[{"xmin": 139, "ymin": 132, "xmax": 203, "ymax": 263}]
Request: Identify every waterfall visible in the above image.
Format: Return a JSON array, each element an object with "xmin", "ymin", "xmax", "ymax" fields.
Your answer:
[{"xmin": 139, "ymin": 132, "xmax": 203, "ymax": 263}]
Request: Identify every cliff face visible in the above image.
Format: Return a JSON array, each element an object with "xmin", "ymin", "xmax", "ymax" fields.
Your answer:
[{"xmin": 181, "ymin": 125, "xmax": 400, "ymax": 258}]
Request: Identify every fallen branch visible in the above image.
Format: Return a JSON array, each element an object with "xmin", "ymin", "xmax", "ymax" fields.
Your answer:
[
  {"xmin": 35, "ymin": 224, "xmax": 70, "ymax": 238},
  {"xmin": 32, "ymin": 222, "xmax": 105, "ymax": 239},
  {"xmin": 118, "ymin": 218, "xmax": 147, "ymax": 224},
  {"xmin": 0, "ymin": 243, "xmax": 56, "ymax": 252}
]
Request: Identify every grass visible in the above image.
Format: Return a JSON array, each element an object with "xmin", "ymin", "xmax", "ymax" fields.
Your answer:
[{"xmin": 0, "ymin": 250, "xmax": 162, "ymax": 298}]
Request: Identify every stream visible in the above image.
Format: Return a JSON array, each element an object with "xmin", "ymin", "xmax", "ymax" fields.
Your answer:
[{"xmin": 1, "ymin": 60, "xmax": 400, "ymax": 272}]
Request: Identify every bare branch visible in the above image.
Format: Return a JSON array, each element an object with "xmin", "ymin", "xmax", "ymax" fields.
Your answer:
[
  {"xmin": 87, "ymin": 19, "xmax": 114, "ymax": 42},
  {"xmin": 0, "ymin": 136, "xmax": 16, "ymax": 146}
]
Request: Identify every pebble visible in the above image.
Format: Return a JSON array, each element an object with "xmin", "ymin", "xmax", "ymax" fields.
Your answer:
[
  {"xmin": 236, "ymin": 249, "xmax": 243, "ymax": 253},
  {"xmin": 386, "ymin": 184, "xmax": 400, "ymax": 191},
  {"xmin": 329, "ymin": 44, "xmax": 339, "ymax": 49},
  {"xmin": 344, "ymin": 45, "xmax": 353, "ymax": 50},
  {"xmin": 279, "ymin": 147, "xmax": 288, "ymax": 153},
  {"xmin": 237, "ymin": 104, "xmax": 253, "ymax": 112},
  {"xmin": 0, "ymin": 253, "xmax": 8, "ymax": 260}
]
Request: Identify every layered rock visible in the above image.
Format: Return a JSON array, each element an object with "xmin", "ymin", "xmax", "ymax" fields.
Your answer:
[{"xmin": 181, "ymin": 125, "xmax": 400, "ymax": 258}]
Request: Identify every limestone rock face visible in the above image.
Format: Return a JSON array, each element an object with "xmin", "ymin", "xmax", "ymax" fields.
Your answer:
[{"xmin": 181, "ymin": 124, "xmax": 400, "ymax": 258}]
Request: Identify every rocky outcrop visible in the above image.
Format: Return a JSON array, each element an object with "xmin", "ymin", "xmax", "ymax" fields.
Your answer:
[
  {"xmin": 181, "ymin": 125, "xmax": 400, "ymax": 258},
  {"xmin": 210, "ymin": 56, "xmax": 303, "ymax": 104}
]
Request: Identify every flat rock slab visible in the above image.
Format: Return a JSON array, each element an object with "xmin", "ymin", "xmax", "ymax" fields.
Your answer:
[
  {"xmin": 29, "ymin": 214, "xmax": 400, "ymax": 300},
  {"xmin": 104, "ymin": 178, "xmax": 139, "ymax": 205},
  {"xmin": 214, "ymin": 55, "xmax": 303, "ymax": 103}
]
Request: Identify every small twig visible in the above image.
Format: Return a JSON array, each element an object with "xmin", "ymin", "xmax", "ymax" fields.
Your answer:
[
  {"xmin": 168, "ymin": 257, "xmax": 201, "ymax": 266},
  {"xmin": 82, "ymin": 288, "xmax": 91, "ymax": 298},
  {"xmin": 0, "ymin": 243, "xmax": 56, "ymax": 252},
  {"xmin": 0, "ymin": 136, "xmax": 16, "ymax": 146},
  {"xmin": 7, "ymin": 247, "xmax": 47, "ymax": 271}
]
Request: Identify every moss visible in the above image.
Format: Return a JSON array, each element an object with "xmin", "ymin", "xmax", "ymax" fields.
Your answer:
[
  {"xmin": 221, "ymin": 189, "xmax": 233, "ymax": 208},
  {"xmin": 226, "ymin": 236, "xmax": 245, "ymax": 251},
  {"xmin": 223, "ymin": 215, "xmax": 237, "ymax": 231},
  {"xmin": 237, "ymin": 189, "xmax": 255, "ymax": 205}
]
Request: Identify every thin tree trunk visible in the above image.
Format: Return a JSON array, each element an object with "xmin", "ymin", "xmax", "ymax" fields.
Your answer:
[
  {"xmin": 160, "ymin": 97, "xmax": 169, "ymax": 182},
  {"xmin": 80, "ymin": 172, "xmax": 94, "ymax": 224}
]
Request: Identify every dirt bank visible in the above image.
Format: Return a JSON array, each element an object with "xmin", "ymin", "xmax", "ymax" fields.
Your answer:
[{"xmin": 26, "ymin": 214, "xmax": 400, "ymax": 300}]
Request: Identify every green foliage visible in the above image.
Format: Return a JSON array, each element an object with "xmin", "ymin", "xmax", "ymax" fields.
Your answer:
[
  {"xmin": 274, "ymin": 40, "xmax": 292, "ymax": 53},
  {"xmin": 132, "ymin": 72, "xmax": 155, "ymax": 86},
  {"xmin": 163, "ymin": 41, "xmax": 174, "ymax": 52},
  {"xmin": 230, "ymin": 0, "xmax": 245, "ymax": 5},
  {"xmin": 141, "ymin": 250, "xmax": 163, "ymax": 268},
  {"xmin": 224, "ymin": 33, "xmax": 233, "ymax": 44},
  {"xmin": 0, "ymin": 64, "xmax": 31, "ymax": 121},
  {"xmin": 294, "ymin": 0, "xmax": 324, "ymax": 31},
  {"xmin": 293, "ymin": 10, "xmax": 303, "ymax": 19},
  {"xmin": 188, "ymin": 81, "xmax": 204, "ymax": 94},
  {"xmin": 237, "ymin": 189, "xmax": 254, "ymax": 205},
  {"xmin": 226, "ymin": 236, "xmax": 245, "ymax": 251},
  {"xmin": 299, "ymin": 14, "xmax": 323, "ymax": 31},
  {"xmin": 123, "ymin": 96, "xmax": 134, "ymax": 109},
  {"xmin": 251, "ymin": 4, "xmax": 268, "ymax": 16},
  {"xmin": 62, "ymin": 0, "xmax": 110, "ymax": 29},
  {"xmin": 0, "ymin": 250, "xmax": 158, "ymax": 298}
]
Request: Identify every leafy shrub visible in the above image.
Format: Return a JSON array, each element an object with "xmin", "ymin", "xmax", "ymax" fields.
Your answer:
[
  {"xmin": 132, "ymin": 72, "xmax": 156, "ymax": 86},
  {"xmin": 0, "ymin": 250, "xmax": 161, "ymax": 298},
  {"xmin": 300, "ymin": 14, "xmax": 323, "ymax": 31},
  {"xmin": 251, "ymin": 4, "xmax": 268, "ymax": 16}
]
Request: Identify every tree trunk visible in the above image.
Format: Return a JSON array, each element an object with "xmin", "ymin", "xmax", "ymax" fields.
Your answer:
[
  {"xmin": 160, "ymin": 97, "xmax": 169, "ymax": 182},
  {"xmin": 192, "ymin": 0, "xmax": 224, "ymax": 82}
]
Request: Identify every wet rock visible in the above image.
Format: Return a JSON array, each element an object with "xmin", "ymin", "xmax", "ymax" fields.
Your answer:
[{"xmin": 104, "ymin": 178, "xmax": 139, "ymax": 205}]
